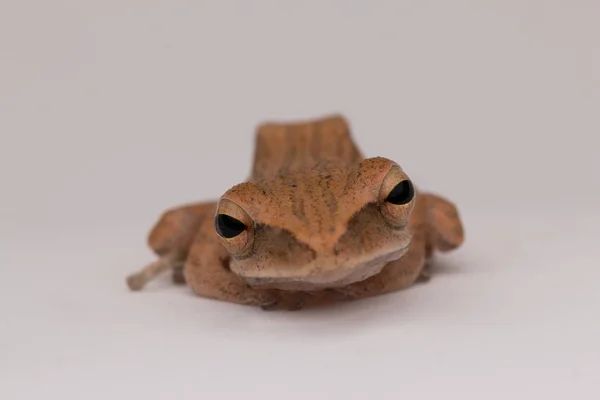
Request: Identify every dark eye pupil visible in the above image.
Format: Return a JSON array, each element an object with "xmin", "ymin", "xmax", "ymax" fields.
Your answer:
[
  {"xmin": 386, "ymin": 180, "xmax": 414, "ymax": 205},
  {"xmin": 214, "ymin": 214, "xmax": 246, "ymax": 238}
]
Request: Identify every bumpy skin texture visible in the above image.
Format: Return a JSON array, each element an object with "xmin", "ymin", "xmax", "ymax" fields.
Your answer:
[{"xmin": 126, "ymin": 115, "xmax": 464, "ymax": 310}]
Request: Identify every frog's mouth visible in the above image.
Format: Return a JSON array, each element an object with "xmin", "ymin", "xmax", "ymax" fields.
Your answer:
[{"xmin": 234, "ymin": 244, "xmax": 410, "ymax": 291}]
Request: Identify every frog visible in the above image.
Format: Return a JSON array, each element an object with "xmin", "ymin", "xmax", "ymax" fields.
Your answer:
[{"xmin": 125, "ymin": 114, "xmax": 464, "ymax": 310}]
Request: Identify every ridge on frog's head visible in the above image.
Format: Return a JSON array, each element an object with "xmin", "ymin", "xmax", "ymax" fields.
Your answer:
[{"xmin": 213, "ymin": 156, "xmax": 417, "ymax": 291}]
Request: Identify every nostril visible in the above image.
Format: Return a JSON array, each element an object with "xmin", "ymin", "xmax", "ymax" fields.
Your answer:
[{"xmin": 219, "ymin": 255, "xmax": 231, "ymax": 271}]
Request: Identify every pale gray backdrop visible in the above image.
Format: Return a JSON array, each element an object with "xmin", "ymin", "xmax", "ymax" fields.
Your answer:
[{"xmin": 1, "ymin": 1, "xmax": 599, "ymax": 399}]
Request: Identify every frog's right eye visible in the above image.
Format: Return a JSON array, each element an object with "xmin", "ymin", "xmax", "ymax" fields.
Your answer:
[{"xmin": 215, "ymin": 214, "xmax": 246, "ymax": 238}]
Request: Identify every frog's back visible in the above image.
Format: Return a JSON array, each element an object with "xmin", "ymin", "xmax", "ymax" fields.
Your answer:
[{"xmin": 250, "ymin": 114, "xmax": 364, "ymax": 182}]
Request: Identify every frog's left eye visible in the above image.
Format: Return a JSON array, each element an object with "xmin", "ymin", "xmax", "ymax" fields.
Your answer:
[
  {"xmin": 214, "ymin": 198, "xmax": 255, "ymax": 256},
  {"xmin": 378, "ymin": 165, "xmax": 416, "ymax": 227},
  {"xmin": 385, "ymin": 180, "xmax": 414, "ymax": 205},
  {"xmin": 215, "ymin": 214, "xmax": 246, "ymax": 239}
]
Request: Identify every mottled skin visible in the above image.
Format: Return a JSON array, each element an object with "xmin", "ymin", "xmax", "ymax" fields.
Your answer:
[{"xmin": 126, "ymin": 115, "xmax": 464, "ymax": 310}]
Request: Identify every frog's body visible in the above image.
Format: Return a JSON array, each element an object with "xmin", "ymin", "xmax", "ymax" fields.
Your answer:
[{"xmin": 126, "ymin": 115, "xmax": 464, "ymax": 310}]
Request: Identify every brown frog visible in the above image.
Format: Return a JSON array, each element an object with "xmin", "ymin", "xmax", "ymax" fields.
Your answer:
[{"xmin": 125, "ymin": 114, "xmax": 464, "ymax": 310}]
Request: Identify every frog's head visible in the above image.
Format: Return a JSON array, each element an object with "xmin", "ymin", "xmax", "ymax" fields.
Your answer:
[{"xmin": 213, "ymin": 157, "xmax": 416, "ymax": 291}]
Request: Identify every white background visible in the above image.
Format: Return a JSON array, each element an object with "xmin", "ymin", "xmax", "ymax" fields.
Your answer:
[{"xmin": 1, "ymin": 1, "xmax": 599, "ymax": 399}]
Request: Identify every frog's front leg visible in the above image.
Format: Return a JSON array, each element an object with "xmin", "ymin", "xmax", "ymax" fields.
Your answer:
[
  {"xmin": 330, "ymin": 229, "xmax": 428, "ymax": 301},
  {"xmin": 183, "ymin": 219, "xmax": 287, "ymax": 308},
  {"xmin": 185, "ymin": 222, "xmax": 332, "ymax": 310},
  {"xmin": 126, "ymin": 201, "xmax": 217, "ymax": 291},
  {"xmin": 127, "ymin": 201, "xmax": 326, "ymax": 309},
  {"xmin": 330, "ymin": 192, "xmax": 464, "ymax": 301},
  {"xmin": 333, "ymin": 191, "xmax": 429, "ymax": 299}
]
